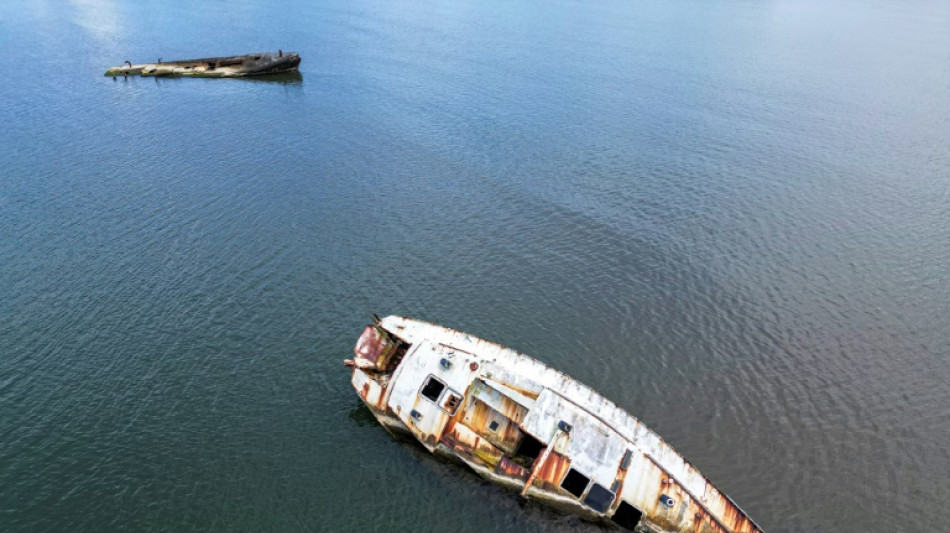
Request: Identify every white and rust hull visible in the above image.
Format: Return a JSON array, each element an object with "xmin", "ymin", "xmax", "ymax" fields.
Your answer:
[{"xmin": 345, "ymin": 315, "xmax": 764, "ymax": 533}]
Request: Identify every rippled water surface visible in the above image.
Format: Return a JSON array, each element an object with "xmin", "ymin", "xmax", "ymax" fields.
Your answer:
[{"xmin": 2, "ymin": 1, "xmax": 949, "ymax": 531}]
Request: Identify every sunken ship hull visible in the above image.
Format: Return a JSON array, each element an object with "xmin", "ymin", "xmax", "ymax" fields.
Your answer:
[
  {"xmin": 105, "ymin": 52, "xmax": 300, "ymax": 78},
  {"xmin": 344, "ymin": 315, "xmax": 764, "ymax": 533}
]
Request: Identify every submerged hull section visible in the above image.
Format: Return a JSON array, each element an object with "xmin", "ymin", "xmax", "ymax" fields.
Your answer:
[
  {"xmin": 345, "ymin": 316, "xmax": 764, "ymax": 533},
  {"xmin": 105, "ymin": 52, "xmax": 301, "ymax": 78}
]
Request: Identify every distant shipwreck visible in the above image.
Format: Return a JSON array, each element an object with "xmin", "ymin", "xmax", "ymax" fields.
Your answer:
[
  {"xmin": 345, "ymin": 315, "xmax": 764, "ymax": 533},
  {"xmin": 105, "ymin": 51, "xmax": 300, "ymax": 78}
]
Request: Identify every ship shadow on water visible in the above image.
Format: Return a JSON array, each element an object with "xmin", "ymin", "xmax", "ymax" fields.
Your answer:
[
  {"xmin": 346, "ymin": 403, "xmax": 610, "ymax": 532},
  {"xmin": 346, "ymin": 402, "xmax": 382, "ymax": 427},
  {"xmin": 113, "ymin": 71, "xmax": 303, "ymax": 85},
  {"xmin": 240, "ymin": 71, "xmax": 303, "ymax": 85}
]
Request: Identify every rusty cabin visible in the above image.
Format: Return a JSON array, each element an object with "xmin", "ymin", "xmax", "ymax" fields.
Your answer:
[{"xmin": 344, "ymin": 315, "xmax": 764, "ymax": 533}]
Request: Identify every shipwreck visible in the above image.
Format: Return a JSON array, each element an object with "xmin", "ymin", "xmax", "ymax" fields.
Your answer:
[
  {"xmin": 105, "ymin": 51, "xmax": 300, "ymax": 78},
  {"xmin": 345, "ymin": 315, "xmax": 765, "ymax": 533}
]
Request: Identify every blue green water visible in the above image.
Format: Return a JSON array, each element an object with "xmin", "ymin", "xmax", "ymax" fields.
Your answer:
[{"xmin": 2, "ymin": 1, "xmax": 949, "ymax": 531}]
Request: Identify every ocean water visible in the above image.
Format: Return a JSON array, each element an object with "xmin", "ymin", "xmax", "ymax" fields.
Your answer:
[{"xmin": 2, "ymin": 1, "xmax": 949, "ymax": 531}]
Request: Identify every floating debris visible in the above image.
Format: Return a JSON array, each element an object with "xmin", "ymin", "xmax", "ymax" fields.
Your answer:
[
  {"xmin": 105, "ymin": 51, "xmax": 300, "ymax": 78},
  {"xmin": 344, "ymin": 315, "xmax": 765, "ymax": 533}
]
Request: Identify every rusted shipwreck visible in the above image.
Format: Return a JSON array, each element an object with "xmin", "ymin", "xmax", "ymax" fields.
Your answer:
[
  {"xmin": 345, "ymin": 315, "xmax": 765, "ymax": 533},
  {"xmin": 104, "ymin": 51, "xmax": 300, "ymax": 78}
]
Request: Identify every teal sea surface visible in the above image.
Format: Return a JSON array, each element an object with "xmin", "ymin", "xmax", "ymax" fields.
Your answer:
[{"xmin": 2, "ymin": 1, "xmax": 949, "ymax": 531}]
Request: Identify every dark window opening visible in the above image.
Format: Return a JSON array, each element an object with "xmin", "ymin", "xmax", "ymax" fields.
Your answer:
[
  {"xmin": 584, "ymin": 483, "xmax": 614, "ymax": 513},
  {"xmin": 488, "ymin": 420, "xmax": 500, "ymax": 431},
  {"xmin": 420, "ymin": 376, "xmax": 445, "ymax": 402},
  {"xmin": 620, "ymin": 449, "xmax": 633, "ymax": 470},
  {"xmin": 383, "ymin": 341, "xmax": 410, "ymax": 372},
  {"xmin": 442, "ymin": 393, "xmax": 462, "ymax": 414},
  {"xmin": 514, "ymin": 432, "xmax": 544, "ymax": 462},
  {"xmin": 611, "ymin": 501, "xmax": 643, "ymax": 531},
  {"xmin": 560, "ymin": 468, "xmax": 590, "ymax": 498}
]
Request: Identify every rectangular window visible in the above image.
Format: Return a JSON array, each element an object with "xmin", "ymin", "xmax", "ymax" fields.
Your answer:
[
  {"xmin": 420, "ymin": 376, "xmax": 446, "ymax": 402},
  {"xmin": 583, "ymin": 483, "xmax": 615, "ymax": 513},
  {"xmin": 440, "ymin": 391, "xmax": 463, "ymax": 415},
  {"xmin": 611, "ymin": 501, "xmax": 643, "ymax": 530},
  {"xmin": 620, "ymin": 449, "xmax": 633, "ymax": 470},
  {"xmin": 560, "ymin": 468, "xmax": 590, "ymax": 498}
]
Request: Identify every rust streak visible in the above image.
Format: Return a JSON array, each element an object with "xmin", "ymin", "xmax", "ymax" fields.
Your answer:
[
  {"xmin": 641, "ymin": 449, "xmax": 759, "ymax": 533},
  {"xmin": 496, "ymin": 456, "xmax": 529, "ymax": 480},
  {"xmin": 491, "ymin": 380, "xmax": 541, "ymax": 400},
  {"xmin": 610, "ymin": 458, "xmax": 629, "ymax": 509},
  {"xmin": 535, "ymin": 452, "xmax": 571, "ymax": 491}
]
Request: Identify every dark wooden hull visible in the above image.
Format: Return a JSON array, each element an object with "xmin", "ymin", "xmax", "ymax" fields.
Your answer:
[{"xmin": 105, "ymin": 52, "xmax": 301, "ymax": 78}]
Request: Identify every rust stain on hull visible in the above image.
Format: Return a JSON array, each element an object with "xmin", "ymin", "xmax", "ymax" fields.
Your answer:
[{"xmin": 345, "ymin": 315, "xmax": 765, "ymax": 533}]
